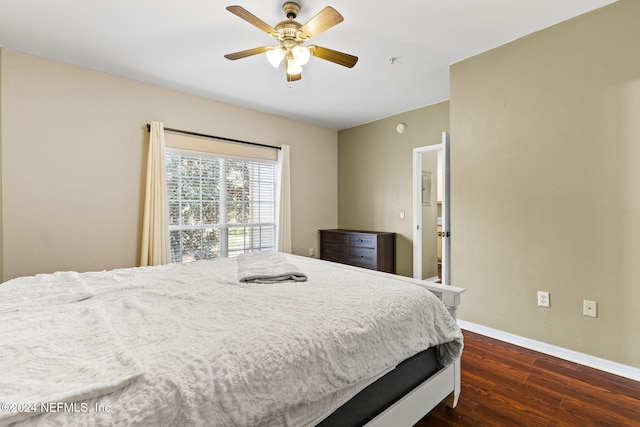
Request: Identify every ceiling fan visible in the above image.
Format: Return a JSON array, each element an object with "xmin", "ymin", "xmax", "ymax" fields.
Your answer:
[{"xmin": 224, "ymin": 2, "xmax": 358, "ymax": 83}]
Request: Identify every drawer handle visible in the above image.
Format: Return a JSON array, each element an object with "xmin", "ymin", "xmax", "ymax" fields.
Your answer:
[
  {"xmin": 358, "ymin": 254, "xmax": 364, "ymax": 258},
  {"xmin": 358, "ymin": 239, "xmax": 364, "ymax": 242}
]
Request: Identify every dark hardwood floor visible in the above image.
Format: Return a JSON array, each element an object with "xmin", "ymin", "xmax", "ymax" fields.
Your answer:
[{"xmin": 416, "ymin": 330, "xmax": 640, "ymax": 426}]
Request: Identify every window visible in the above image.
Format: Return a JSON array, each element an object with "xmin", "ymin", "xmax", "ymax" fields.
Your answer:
[{"xmin": 166, "ymin": 151, "xmax": 276, "ymax": 263}]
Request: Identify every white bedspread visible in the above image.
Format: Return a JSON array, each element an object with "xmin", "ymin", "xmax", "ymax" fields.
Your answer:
[
  {"xmin": 0, "ymin": 305, "xmax": 143, "ymax": 426},
  {"xmin": 0, "ymin": 254, "xmax": 463, "ymax": 427}
]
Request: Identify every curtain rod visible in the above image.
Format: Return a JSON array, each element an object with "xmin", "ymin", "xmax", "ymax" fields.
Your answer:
[{"xmin": 145, "ymin": 124, "xmax": 281, "ymax": 151}]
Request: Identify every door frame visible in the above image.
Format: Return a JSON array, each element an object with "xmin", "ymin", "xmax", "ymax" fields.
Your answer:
[{"xmin": 413, "ymin": 132, "xmax": 450, "ymax": 284}]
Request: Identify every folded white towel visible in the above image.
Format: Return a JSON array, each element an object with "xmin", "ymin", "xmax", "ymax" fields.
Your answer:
[{"xmin": 237, "ymin": 251, "xmax": 307, "ymax": 283}]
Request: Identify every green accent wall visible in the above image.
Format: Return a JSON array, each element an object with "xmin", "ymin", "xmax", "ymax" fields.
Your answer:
[
  {"xmin": 338, "ymin": 101, "xmax": 449, "ymax": 277},
  {"xmin": 450, "ymin": 0, "xmax": 640, "ymax": 367},
  {"xmin": 338, "ymin": 0, "xmax": 640, "ymax": 368}
]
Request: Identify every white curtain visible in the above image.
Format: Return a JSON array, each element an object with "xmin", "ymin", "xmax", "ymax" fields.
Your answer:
[
  {"xmin": 140, "ymin": 122, "xmax": 170, "ymax": 266},
  {"xmin": 277, "ymin": 145, "xmax": 292, "ymax": 253}
]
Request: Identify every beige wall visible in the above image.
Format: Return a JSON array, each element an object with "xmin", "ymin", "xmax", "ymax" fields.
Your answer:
[
  {"xmin": 0, "ymin": 49, "xmax": 337, "ymax": 281},
  {"xmin": 337, "ymin": 102, "xmax": 449, "ymax": 277},
  {"xmin": 450, "ymin": 0, "xmax": 640, "ymax": 367}
]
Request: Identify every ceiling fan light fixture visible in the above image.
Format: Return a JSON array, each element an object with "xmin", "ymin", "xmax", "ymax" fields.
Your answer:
[
  {"xmin": 286, "ymin": 57, "xmax": 303, "ymax": 75},
  {"xmin": 292, "ymin": 45, "xmax": 311, "ymax": 65},
  {"xmin": 266, "ymin": 46, "xmax": 285, "ymax": 68},
  {"xmin": 225, "ymin": 3, "xmax": 358, "ymax": 82}
]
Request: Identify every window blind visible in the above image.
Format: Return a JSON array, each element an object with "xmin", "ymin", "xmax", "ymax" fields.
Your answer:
[
  {"xmin": 166, "ymin": 151, "xmax": 276, "ymax": 263},
  {"xmin": 164, "ymin": 131, "xmax": 278, "ymax": 161}
]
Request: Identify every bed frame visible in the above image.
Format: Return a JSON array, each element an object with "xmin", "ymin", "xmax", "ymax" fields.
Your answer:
[
  {"xmin": 369, "ymin": 276, "xmax": 464, "ymax": 425},
  {"xmin": 326, "ymin": 264, "xmax": 465, "ymax": 426}
]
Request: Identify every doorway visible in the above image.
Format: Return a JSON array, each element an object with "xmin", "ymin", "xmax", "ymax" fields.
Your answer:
[{"xmin": 413, "ymin": 132, "xmax": 450, "ymax": 285}]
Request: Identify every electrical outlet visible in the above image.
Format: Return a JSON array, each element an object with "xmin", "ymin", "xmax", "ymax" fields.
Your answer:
[
  {"xmin": 537, "ymin": 291, "xmax": 550, "ymax": 308},
  {"xmin": 309, "ymin": 247, "xmax": 315, "ymax": 257},
  {"xmin": 583, "ymin": 300, "xmax": 597, "ymax": 318}
]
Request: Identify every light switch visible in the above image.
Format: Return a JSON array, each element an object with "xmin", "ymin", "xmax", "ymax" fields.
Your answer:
[{"xmin": 400, "ymin": 211, "xmax": 405, "ymax": 220}]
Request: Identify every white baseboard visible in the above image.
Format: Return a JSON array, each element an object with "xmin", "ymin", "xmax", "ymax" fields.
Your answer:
[{"xmin": 457, "ymin": 319, "xmax": 640, "ymax": 383}]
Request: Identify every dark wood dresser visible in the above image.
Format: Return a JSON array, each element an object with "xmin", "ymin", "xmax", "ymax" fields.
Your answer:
[{"xmin": 319, "ymin": 229, "xmax": 396, "ymax": 273}]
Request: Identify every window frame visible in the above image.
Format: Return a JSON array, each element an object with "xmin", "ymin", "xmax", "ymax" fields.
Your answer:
[{"xmin": 165, "ymin": 147, "xmax": 277, "ymax": 263}]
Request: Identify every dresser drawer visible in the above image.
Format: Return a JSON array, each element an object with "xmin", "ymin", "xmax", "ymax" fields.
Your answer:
[
  {"xmin": 321, "ymin": 244, "xmax": 346, "ymax": 263},
  {"xmin": 347, "ymin": 234, "xmax": 376, "ymax": 248},
  {"xmin": 322, "ymin": 232, "xmax": 347, "ymax": 245},
  {"xmin": 347, "ymin": 247, "xmax": 376, "ymax": 269}
]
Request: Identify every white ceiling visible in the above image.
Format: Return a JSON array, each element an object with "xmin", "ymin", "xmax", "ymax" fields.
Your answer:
[{"xmin": 0, "ymin": 0, "xmax": 616, "ymax": 130}]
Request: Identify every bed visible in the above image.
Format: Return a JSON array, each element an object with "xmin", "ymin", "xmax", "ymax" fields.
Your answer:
[{"xmin": 0, "ymin": 252, "xmax": 464, "ymax": 427}]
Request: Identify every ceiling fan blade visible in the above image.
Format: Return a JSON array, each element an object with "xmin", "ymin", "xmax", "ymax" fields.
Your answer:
[
  {"xmin": 299, "ymin": 6, "xmax": 343, "ymax": 39},
  {"xmin": 226, "ymin": 6, "xmax": 278, "ymax": 36},
  {"xmin": 309, "ymin": 45, "xmax": 358, "ymax": 68},
  {"xmin": 224, "ymin": 46, "xmax": 270, "ymax": 60}
]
